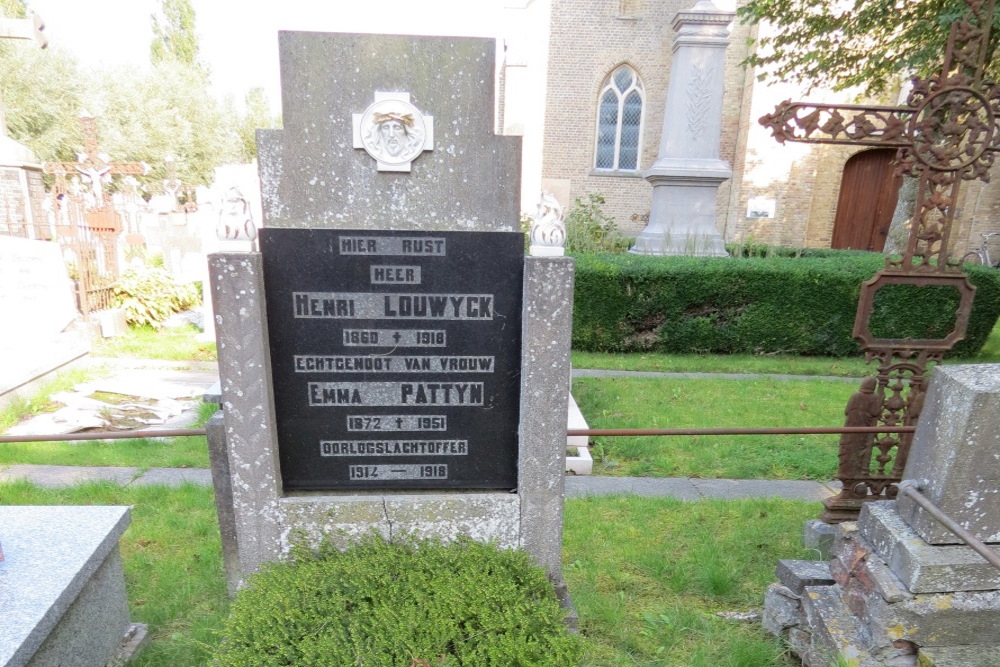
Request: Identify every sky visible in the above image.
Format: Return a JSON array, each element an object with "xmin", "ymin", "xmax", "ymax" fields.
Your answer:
[{"xmin": 25, "ymin": 0, "xmax": 507, "ymax": 110}]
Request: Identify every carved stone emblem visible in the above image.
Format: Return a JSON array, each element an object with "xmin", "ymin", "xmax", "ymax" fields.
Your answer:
[
  {"xmin": 529, "ymin": 191, "xmax": 566, "ymax": 256},
  {"xmin": 352, "ymin": 92, "xmax": 434, "ymax": 172}
]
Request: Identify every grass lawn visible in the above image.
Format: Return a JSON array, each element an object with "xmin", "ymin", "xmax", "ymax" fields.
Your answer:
[
  {"xmin": 0, "ymin": 434, "xmax": 210, "ymax": 468},
  {"xmin": 91, "ymin": 324, "xmax": 217, "ymax": 362},
  {"xmin": 565, "ymin": 495, "xmax": 813, "ymax": 666},
  {"xmin": 573, "ymin": 376, "xmax": 854, "ymax": 479},
  {"xmin": 572, "ymin": 350, "xmax": 871, "ymax": 377},
  {"xmin": 0, "ymin": 481, "xmax": 813, "ymax": 666}
]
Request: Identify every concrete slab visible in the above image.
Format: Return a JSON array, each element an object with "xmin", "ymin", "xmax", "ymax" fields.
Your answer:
[
  {"xmin": 0, "ymin": 464, "xmax": 138, "ymax": 488},
  {"xmin": 859, "ymin": 501, "xmax": 1000, "ymax": 594},
  {"xmin": 567, "ymin": 393, "xmax": 589, "ymax": 449},
  {"xmin": 82, "ymin": 369, "xmax": 218, "ymax": 401},
  {"xmin": 565, "ymin": 476, "xmax": 701, "ymax": 500},
  {"xmin": 566, "ymin": 445, "xmax": 593, "ymax": 476},
  {"xmin": 919, "ymin": 645, "xmax": 1000, "ymax": 666},
  {"xmin": 133, "ymin": 468, "xmax": 213, "ymax": 487},
  {"xmin": 0, "ymin": 462, "xmax": 842, "ymax": 504},
  {"xmin": 691, "ymin": 478, "xmax": 834, "ymax": 501}
]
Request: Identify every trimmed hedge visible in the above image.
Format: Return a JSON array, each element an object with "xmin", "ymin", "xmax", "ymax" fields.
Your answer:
[
  {"xmin": 213, "ymin": 536, "xmax": 583, "ymax": 666},
  {"xmin": 572, "ymin": 251, "xmax": 1000, "ymax": 357}
]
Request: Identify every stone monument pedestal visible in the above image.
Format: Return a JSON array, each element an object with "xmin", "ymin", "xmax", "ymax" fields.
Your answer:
[
  {"xmin": 630, "ymin": 160, "xmax": 730, "ymax": 256},
  {"xmin": 0, "ymin": 506, "xmax": 146, "ymax": 667},
  {"xmin": 763, "ymin": 365, "xmax": 1000, "ymax": 666}
]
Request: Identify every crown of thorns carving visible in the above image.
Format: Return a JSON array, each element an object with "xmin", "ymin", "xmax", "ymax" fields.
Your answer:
[{"xmin": 373, "ymin": 112, "xmax": 414, "ymax": 127}]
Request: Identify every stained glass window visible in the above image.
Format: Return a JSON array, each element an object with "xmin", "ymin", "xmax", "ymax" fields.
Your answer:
[{"xmin": 593, "ymin": 65, "xmax": 644, "ymax": 171}]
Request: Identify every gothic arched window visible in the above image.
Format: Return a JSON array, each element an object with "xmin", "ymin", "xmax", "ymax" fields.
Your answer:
[{"xmin": 594, "ymin": 65, "xmax": 644, "ymax": 171}]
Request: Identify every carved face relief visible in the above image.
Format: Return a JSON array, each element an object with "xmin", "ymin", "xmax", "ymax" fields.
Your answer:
[{"xmin": 353, "ymin": 93, "xmax": 434, "ymax": 172}]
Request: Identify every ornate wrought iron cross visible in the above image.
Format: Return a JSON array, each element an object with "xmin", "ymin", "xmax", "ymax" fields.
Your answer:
[
  {"xmin": 42, "ymin": 112, "xmax": 149, "ymax": 210},
  {"xmin": 760, "ymin": 0, "xmax": 998, "ymax": 522}
]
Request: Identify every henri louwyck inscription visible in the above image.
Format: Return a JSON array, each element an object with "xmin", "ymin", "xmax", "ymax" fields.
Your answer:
[{"xmin": 260, "ymin": 228, "xmax": 523, "ymax": 491}]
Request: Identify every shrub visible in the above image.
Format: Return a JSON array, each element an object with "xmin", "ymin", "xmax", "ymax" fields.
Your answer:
[
  {"xmin": 571, "ymin": 251, "xmax": 1000, "ymax": 357},
  {"xmin": 565, "ymin": 194, "xmax": 631, "ymax": 253},
  {"xmin": 213, "ymin": 536, "xmax": 583, "ymax": 666},
  {"xmin": 112, "ymin": 265, "xmax": 200, "ymax": 327}
]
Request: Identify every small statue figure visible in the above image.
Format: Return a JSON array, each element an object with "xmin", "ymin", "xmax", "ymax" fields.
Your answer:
[
  {"xmin": 837, "ymin": 376, "xmax": 882, "ymax": 480},
  {"xmin": 529, "ymin": 191, "xmax": 566, "ymax": 256},
  {"xmin": 217, "ymin": 186, "xmax": 256, "ymax": 241}
]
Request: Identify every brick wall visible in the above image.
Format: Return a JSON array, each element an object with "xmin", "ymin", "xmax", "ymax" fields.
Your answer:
[
  {"xmin": 542, "ymin": 2, "xmax": 1000, "ymax": 249},
  {"xmin": 0, "ymin": 167, "xmax": 27, "ymax": 237},
  {"xmin": 0, "ymin": 165, "xmax": 49, "ymax": 239}
]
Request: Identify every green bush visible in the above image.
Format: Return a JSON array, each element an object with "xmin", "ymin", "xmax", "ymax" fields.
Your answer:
[
  {"xmin": 112, "ymin": 265, "xmax": 200, "ymax": 327},
  {"xmin": 213, "ymin": 536, "xmax": 583, "ymax": 666},
  {"xmin": 565, "ymin": 194, "xmax": 631, "ymax": 253},
  {"xmin": 572, "ymin": 251, "xmax": 1000, "ymax": 357}
]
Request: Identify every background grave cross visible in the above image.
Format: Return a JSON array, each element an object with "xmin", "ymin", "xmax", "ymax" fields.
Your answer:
[
  {"xmin": 42, "ymin": 112, "xmax": 149, "ymax": 209},
  {"xmin": 760, "ymin": 0, "xmax": 996, "ymax": 522}
]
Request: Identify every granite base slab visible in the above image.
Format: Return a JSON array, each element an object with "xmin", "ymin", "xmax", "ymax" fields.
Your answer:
[{"xmin": 0, "ymin": 505, "xmax": 136, "ymax": 667}]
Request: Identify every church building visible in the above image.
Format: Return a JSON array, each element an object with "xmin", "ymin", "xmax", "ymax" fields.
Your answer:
[{"xmin": 500, "ymin": 0, "xmax": 998, "ymax": 256}]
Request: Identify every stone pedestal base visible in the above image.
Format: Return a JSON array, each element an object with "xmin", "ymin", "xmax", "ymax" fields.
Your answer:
[
  {"xmin": 764, "ymin": 502, "xmax": 1000, "ymax": 666},
  {"xmin": 629, "ymin": 162, "xmax": 730, "ymax": 258}
]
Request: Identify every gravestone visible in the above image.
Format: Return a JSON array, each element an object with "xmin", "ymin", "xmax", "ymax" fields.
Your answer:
[
  {"xmin": 208, "ymin": 33, "xmax": 573, "ymax": 593},
  {"xmin": 0, "ymin": 236, "xmax": 88, "ymax": 409},
  {"xmin": 763, "ymin": 364, "xmax": 1000, "ymax": 666}
]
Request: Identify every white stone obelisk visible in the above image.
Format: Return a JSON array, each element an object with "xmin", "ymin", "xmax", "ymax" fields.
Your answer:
[{"xmin": 631, "ymin": 0, "xmax": 733, "ymax": 257}]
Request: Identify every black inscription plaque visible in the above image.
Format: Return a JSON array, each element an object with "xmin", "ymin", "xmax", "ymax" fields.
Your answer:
[{"xmin": 260, "ymin": 228, "xmax": 524, "ymax": 490}]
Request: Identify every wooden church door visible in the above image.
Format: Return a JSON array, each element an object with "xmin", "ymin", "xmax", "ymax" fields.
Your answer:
[{"xmin": 831, "ymin": 148, "xmax": 902, "ymax": 251}]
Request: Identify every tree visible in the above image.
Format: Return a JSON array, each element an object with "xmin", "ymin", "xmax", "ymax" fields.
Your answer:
[
  {"xmin": 150, "ymin": 0, "xmax": 201, "ymax": 72},
  {"xmin": 737, "ymin": 0, "xmax": 1000, "ymax": 94},
  {"xmin": 91, "ymin": 61, "xmax": 241, "ymax": 186},
  {"xmin": 0, "ymin": 0, "xmax": 26, "ymax": 18},
  {"xmin": 236, "ymin": 87, "xmax": 278, "ymax": 161},
  {"xmin": 0, "ymin": 41, "xmax": 86, "ymax": 162}
]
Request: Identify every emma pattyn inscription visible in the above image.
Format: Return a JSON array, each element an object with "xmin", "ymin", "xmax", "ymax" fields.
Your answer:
[{"xmin": 352, "ymin": 92, "xmax": 434, "ymax": 172}]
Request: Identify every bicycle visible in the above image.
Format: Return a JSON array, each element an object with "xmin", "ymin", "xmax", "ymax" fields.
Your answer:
[{"xmin": 961, "ymin": 231, "xmax": 1000, "ymax": 268}]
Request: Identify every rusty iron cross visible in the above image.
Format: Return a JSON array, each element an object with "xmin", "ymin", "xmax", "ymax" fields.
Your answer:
[
  {"xmin": 760, "ymin": 0, "xmax": 997, "ymax": 522},
  {"xmin": 42, "ymin": 112, "xmax": 149, "ymax": 209}
]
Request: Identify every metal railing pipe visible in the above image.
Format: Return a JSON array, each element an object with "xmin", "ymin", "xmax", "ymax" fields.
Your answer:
[
  {"xmin": 567, "ymin": 426, "xmax": 915, "ymax": 437},
  {"xmin": 898, "ymin": 480, "xmax": 1000, "ymax": 572},
  {"xmin": 0, "ymin": 425, "xmax": 916, "ymax": 444},
  {"xmin": 0, "ymin": 428, "xmax": 207, "ymax": 444}
]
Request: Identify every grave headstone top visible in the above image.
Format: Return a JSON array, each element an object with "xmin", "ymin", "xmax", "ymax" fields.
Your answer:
[
  {"xmin": 0, "ymin": 236, "xmax": 78, "ymax": 343},
  {"xmin": 257, "ymin": 33, "xmax": 521, "ymax": 231}
]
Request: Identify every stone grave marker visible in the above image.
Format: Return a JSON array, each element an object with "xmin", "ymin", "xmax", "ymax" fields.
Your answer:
[
  {"xmin": 208, "ymin": 32, "xmax": 573, "ymax": 594},
  {"xmin": 763, "ymin": 364, "xmax": 1000, "ymax": 665},
  {"xmin": 0, "ymin": 236, "xmax": 88, "ymax": 409}
]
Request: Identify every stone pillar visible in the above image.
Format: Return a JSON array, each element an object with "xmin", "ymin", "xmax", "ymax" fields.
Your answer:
[{"xmin": 630, "ymin": 0, "xmax": 733, "ymax": 257}]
